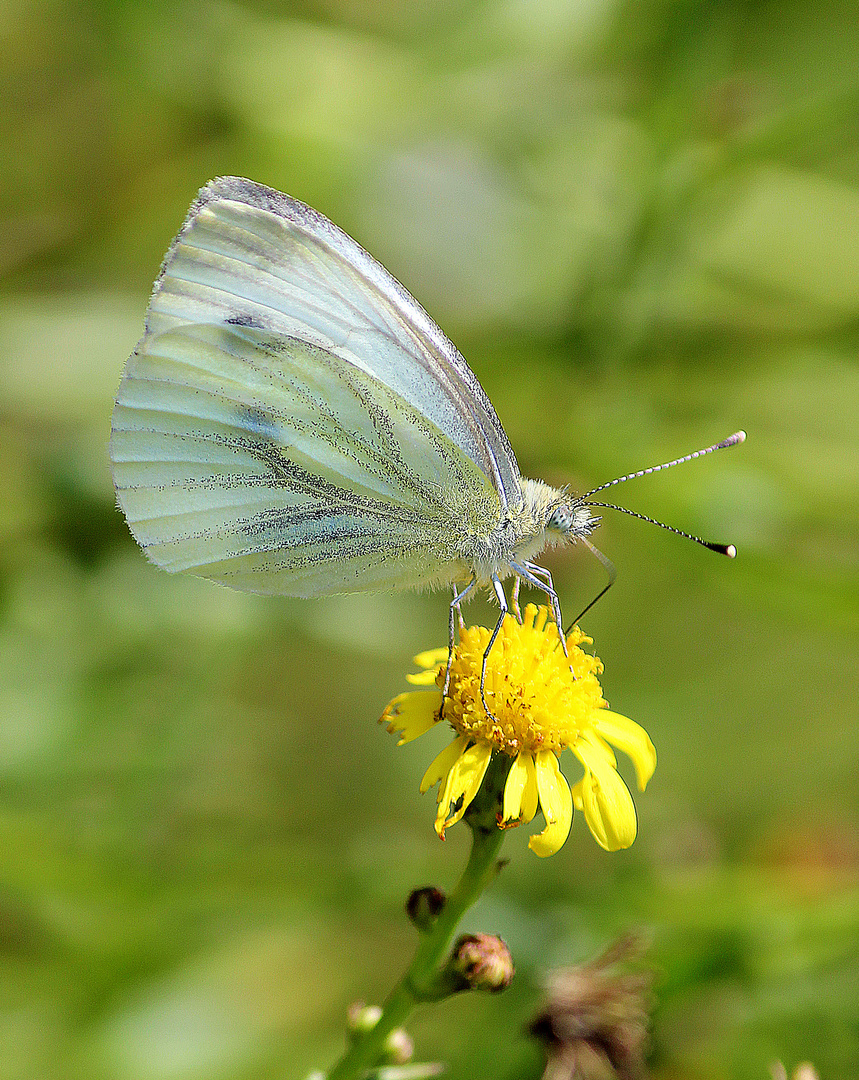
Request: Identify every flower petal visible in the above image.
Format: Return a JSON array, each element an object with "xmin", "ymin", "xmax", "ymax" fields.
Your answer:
[
  {"xmin": 412, "ymin": 647, "xmax": 449, "ymax": 670},
  {"xmin": 420, "ymin": 734, "xmax": 468, "ymax": 794},
  {"xmin": 382, "ymin": 691, "xmax": 442, "ymax": 744},
  {"xmin": 435, "ymin": 742, "xmax": 492, "ymax": 838},
  {"xmin": 407, "ymin": 668, "xmax": 443, "ymax": 686},
  {"xmin": 502, "ymin": 752, "xmax": 538, "ymax": 826},
  {"xmin": 574, "ymin": 738, "xmax": 637, "ymax": 851},
  {"xmin": 528, "ymin": 749, "xmax": 573, "ymax": 857},
  {"xmin": 581, "ymin": 732, "xmax": 618, "ymax": 768},
  {"xmin": 594, "ymin": 710, "xmax": 656, "ymax": 790}
]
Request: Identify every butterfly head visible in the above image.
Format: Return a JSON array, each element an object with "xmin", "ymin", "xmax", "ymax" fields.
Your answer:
[
  {"xmin": 513, "ymin": 479, "xmax": 597, "ymax": 561},
  {"xmin": 545, "ymin": 498, "xmax": 597, "ymax": 540}
]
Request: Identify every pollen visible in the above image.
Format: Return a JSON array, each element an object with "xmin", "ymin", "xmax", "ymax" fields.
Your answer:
[{"xmin": 440, "ymin": 606, "xmax": 605, "ymax": 756}]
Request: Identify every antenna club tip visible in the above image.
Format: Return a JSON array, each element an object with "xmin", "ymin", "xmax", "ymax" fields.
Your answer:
[
  {"xmin": 725, "ymin": 544, "xmax": 737, "ymax": 558},
  {"xmin": 734, "ymin": 430, "xmax": 747, "ymax": 444}
]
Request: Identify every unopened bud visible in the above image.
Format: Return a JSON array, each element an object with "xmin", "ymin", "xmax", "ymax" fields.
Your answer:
[
  {"xmin": 451, "ymin": 933, "xmax": 513, "ymax": 992},
  {"xmin": 383, "ymin": 1027, "xmax": 414, "ymax": 1065},
  {"xmin": 771, "ymin": 1065, "xmax": 820, "ymax": 1080},
  {"xmin": 346, "ymin": 1001, "xmax": 382, "ymax": 1033},
  {"xmin": 406, "ymin": 886, "xmax": 446, "ymax": 929}
]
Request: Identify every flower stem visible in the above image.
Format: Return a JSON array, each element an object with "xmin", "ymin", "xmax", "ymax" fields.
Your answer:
[{"xmin": 326, "ymin": 822, "xmax": 505, "ymax": 1079}]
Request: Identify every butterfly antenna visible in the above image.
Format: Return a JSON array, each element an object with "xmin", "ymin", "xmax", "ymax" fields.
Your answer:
[
  {"xmin": 585, "ymin": 501, "xmax": 736, "ymax": 556},
  {"xmin": 563, "ymin": 433, "xmax": 744, "ymax": 632},
  {"xmin": 582, "ymin": 431, "xmax": 746, "ymax": 500},
  {"xmin": 580, "ymin": 429, "xmax": 744, "ymax": 557}
]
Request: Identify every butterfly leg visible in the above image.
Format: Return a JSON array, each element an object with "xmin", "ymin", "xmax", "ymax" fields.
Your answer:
[
  {"xmin": 444, "ymin": 577, "xmax": 478, "ymax": 704},
  {"xmin": 509, "ymin": 560, "xmax": 570, "ymax": 663},
  {"xmin": 475, "ymin": 575, "xmax": 511, "ymax": 721},
  {"xmin": 451, "ymin": 585, "xmax": 467, "ymax": 631},
  {"xmin": 510, "ymin": 575, "xmax": 522, "ymax": 622}
]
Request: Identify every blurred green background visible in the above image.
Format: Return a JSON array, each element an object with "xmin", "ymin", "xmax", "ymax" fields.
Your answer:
[{"xmin": 1, "ymin": 1, "xmax": 858, "ymax": 1078}]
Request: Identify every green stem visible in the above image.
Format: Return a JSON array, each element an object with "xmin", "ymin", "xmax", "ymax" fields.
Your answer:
[{"xmin": 326, "ymin": 823, "xmax": 505, "ymax": 1080}]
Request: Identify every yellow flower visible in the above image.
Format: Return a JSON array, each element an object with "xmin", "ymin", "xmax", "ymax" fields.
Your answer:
[{"xmin": 381, "ymin": 605, "xmax": 656, "ymax": 857}]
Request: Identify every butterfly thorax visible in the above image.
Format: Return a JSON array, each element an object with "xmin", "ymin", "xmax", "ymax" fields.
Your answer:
[{"xmin": 460, "ymin": 478, "xmax": 596, "ymax": 584}]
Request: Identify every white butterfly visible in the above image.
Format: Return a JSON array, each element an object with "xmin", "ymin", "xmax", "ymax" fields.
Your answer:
[{"xmin": 110, "ymin": 177, "xmax": 742, "ymax": 692}]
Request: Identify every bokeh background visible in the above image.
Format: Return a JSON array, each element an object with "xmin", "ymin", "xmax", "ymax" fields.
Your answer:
[{"xmin": 2, "ymin": 1, "xmax": 858, "ymax": 1078}]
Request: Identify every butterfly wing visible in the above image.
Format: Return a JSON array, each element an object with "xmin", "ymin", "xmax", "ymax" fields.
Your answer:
[{"xmin": 110, "ymin": 178, "xmax": 519, "ymax": 596}]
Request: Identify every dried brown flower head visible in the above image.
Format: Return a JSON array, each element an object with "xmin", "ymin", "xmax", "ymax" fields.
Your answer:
[{"xmin": 530, "ymin": 934, "xmax": 653, "ymax": 1080}]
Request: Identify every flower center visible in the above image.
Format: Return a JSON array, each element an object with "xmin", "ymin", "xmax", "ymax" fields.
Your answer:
[{"xmin": 437, "ymin": 607, "xmax": 607, "ymax": 756}]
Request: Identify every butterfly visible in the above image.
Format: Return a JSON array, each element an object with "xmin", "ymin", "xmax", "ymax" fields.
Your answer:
[{"xmin": 110, "ymin": 177, "xmax": 743, "ymax": 704}]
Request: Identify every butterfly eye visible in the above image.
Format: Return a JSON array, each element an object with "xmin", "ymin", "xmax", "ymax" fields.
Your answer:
[{"xmin": 547, "ymin": 505, "xmax": 574, "ymax": 533}]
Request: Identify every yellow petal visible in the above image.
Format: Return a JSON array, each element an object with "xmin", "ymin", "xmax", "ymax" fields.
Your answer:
[
  {"xmin": 382, "ymin": 691, "xmax": 442, "ymax": 744},
  {"xmin": 581, "ymin": 732, "xmax": 618, "ymax": 768},
  {"xmin": 574, "ymin": 739, "xmax": 637, "ymax": 851},
  {"xmin": 502, "ymin": 752, "xmax": 538, "ymax": 826},
  {"xmin": 407, "ymin": 668, "xmax": 443, "ymax": 686},
  {"xmin": 435, "ymin": 742, "xmax": 491, "ymax": 838},
  {"xmin": 594, "ymin": 710, "xmax": 656, "ymax": 790},
  {"xmin": 412, "ymin": 647, "xmax": 449, "ymax": 669},
  {"xmin": 578, "ymin": 769, "xmax": 609, "ymax": 849},
  {"xmin": 528, "ymin": 749, "xmax": 573, "ymax": 858},
  {"xmin": 420, "ymin": 734, "xmax": 468, "ymax": 794}
]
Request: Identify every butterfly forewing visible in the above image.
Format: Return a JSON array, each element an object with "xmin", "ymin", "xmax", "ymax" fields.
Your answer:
[
  {"xmin": 111, "ymin": 311, "xmax": 504, "ymax": 596},
  {"xmin": 136, "ymin": 178, "xmax": 522, "ymax": 507}
]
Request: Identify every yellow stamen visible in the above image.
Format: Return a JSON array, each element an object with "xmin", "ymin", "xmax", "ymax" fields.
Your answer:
[{"xmin": 380, "ymin": 606, "xmax": 655, "ymax": 856}]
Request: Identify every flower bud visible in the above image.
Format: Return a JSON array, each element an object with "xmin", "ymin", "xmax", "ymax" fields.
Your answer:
[
  {"xmin": 406, "ymin": 886, "xmax": 446, "ymax": 929},
  {"xmin": 383, "ymin": 1026, "xmax": 414, "ymax": 1064},
  {"xmin": 346, "ymin": 1001, "xmax": 382, "ymax": 1033},
  {"xmin": 451, "ymin": 933, "xmax": 513, "ymax": 992}
]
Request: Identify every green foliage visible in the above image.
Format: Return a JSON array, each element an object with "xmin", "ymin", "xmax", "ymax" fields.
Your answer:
[{"xmin": 1, "ymin": 1, "xmax": 857, "ymax": 1077}]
